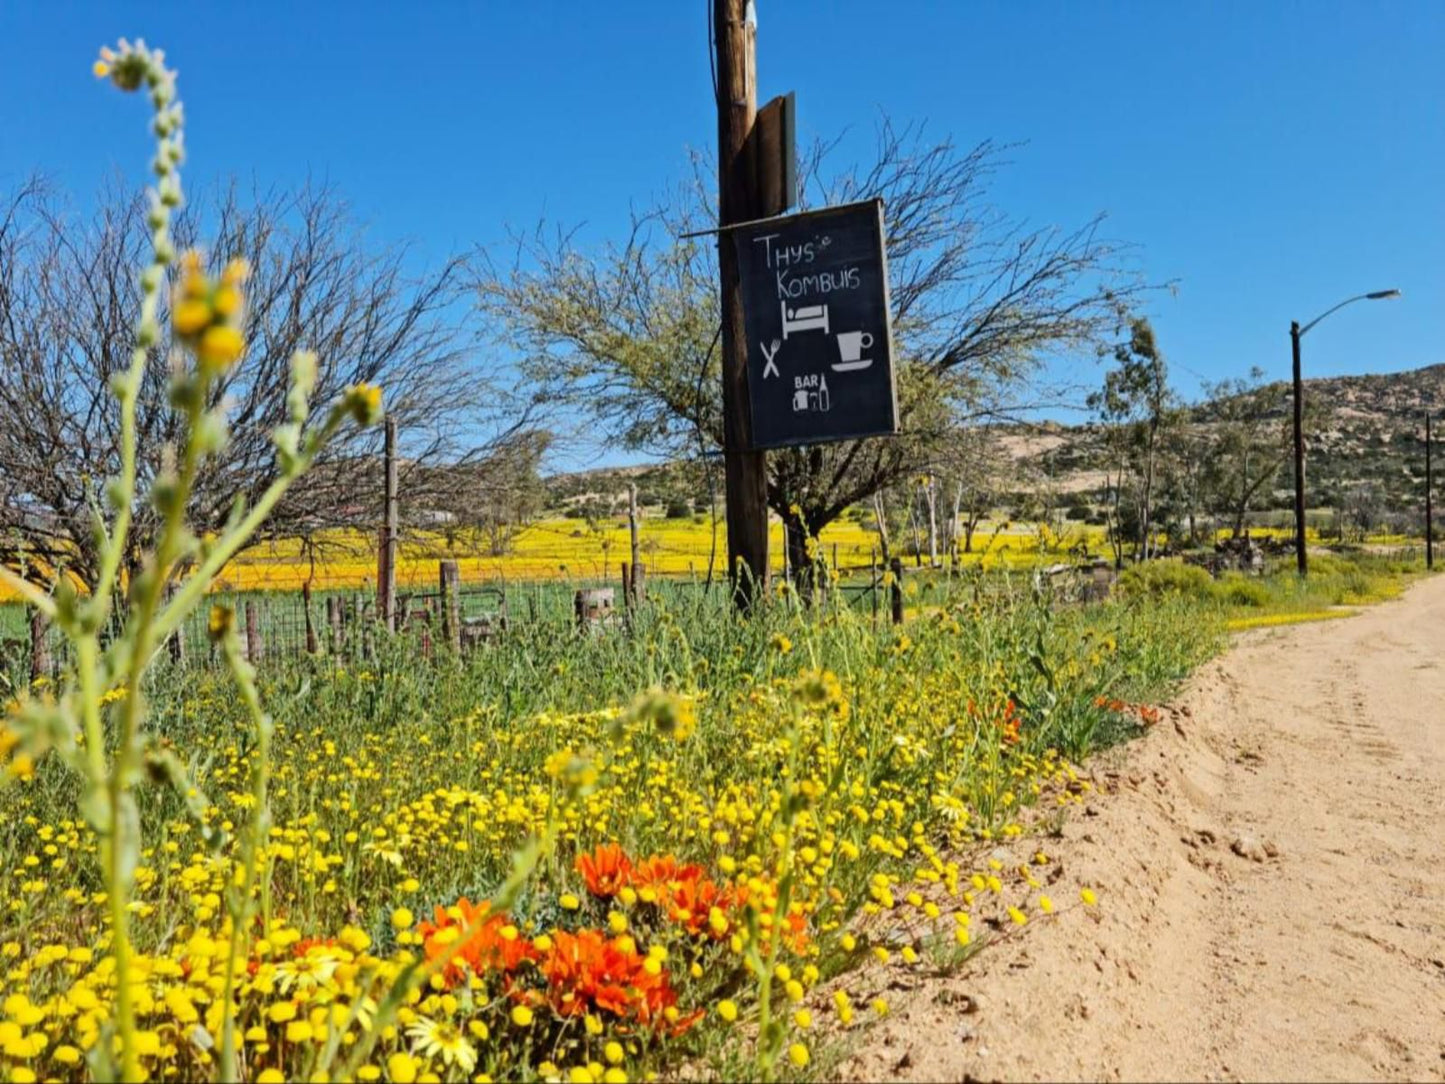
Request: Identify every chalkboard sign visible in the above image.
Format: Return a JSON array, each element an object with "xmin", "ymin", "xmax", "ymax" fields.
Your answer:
[{"xmin": 732, "ymin": 199, "xmax": 898, "ymax": 449}]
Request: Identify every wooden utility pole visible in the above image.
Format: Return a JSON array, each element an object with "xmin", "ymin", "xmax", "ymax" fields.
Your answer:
[
  {"xmin": 1290, "ymin": 321, "xmax": 1308, "ymax": 577},
  {"xmin": 379, "ymin": 417, "xmax": 399, "ymax": 631},
  {"xmin": 1426, "ymin": 412, "xmax": 1435, "ymax": 571},
  {"xmin": 716, "ymin": 0, "xmax": 770, "ymax": 607}
]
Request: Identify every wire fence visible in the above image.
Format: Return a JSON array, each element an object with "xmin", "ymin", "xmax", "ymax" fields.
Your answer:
[{"xmin": 1, "ymin": 559, "xmax": 909, "ymax": 685}]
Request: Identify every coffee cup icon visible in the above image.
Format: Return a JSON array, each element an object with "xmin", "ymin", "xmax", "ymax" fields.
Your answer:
[{"xmin": 833, "ymin": 331, "xmax": 874, "ymax": 372}]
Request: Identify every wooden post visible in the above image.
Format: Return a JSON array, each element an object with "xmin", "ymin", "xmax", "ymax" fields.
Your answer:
[
  {"xmin": 871, "ymin": 546, "xmax": 879, "ymax": 626},
  {"xmin": 29, "ymin": 609, "xmax": 51, "ymax": 683},
  {"xmin": 439, "ymin": 560, "xmax": 462, "ymax": 653},
  {"xmin": 302, "ymin": 581, "xmax": 318, "ymax": 655},
  {"xmin": 244, "ymin": 600, "xmax": 263, "ymax": 664},
  {"xmin": 621, "ymin": 561, "xmax": 633, "ymax": 618},
  {"xmin": 632, "ymin": 562, "xmax": 646, "ymax": 607},
  {"xmin": 889, "ymin": 557, "xmax": 905, "ymax": 626},
  {"xmin": 1426, "ymin": 412, "xmax": 1435, "ymax": 571},
  {"xmin": 716, "ymin": 0, "xmax": 770, "ymax": 608},
  {"xmin": 327, "ymin": 596, "xmax": 343, "ymax": 655},
  {"xmin": 163, "ymin": 583, "xmax": 185, "ymax": 665},
  {"xmin": 627, "ymin": 484, "xmax": 642, "ymax": 608},
  {"xmin": 379, "ymin": 416, "xmax": 399, "ymax": 631}
]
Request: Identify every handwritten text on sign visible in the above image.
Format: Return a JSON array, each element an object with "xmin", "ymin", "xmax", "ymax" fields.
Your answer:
[{"xmin": 733, "ymin": 199, "xmax": 898, "ymax": 449}]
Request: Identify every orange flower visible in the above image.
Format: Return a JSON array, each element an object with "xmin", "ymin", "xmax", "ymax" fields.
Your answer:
[
  {"xmin": 538, "ymin": 928, "xmax": 677, "ymax": 1024},
  {"xmin": 661, "ymin": 870, "xmax": 732, "ymax": 938},
  {"xmin": 631, "ymin": 854, "xmax": 705, "ymax": 897},
  {"xmin": 1001, "ymin": 698, "xmax": 1022, "ymax": 744},
  {"xmin": 417, "ymin": 898, "xmax": 537, "ymax": 984},
  {"xmin": 576, "ymin": 843, "xmax": 633, "ymax": 899}
]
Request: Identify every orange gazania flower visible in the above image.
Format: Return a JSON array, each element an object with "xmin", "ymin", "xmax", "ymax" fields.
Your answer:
[
  {"xmin": 538, "ymin": 928, "xmax": 677, "ymax": 1024},
  {"xmin": 631, "ymin": 854, "xmax": 705, "ymax": 900},
  {"xmin": 576, "ymin": 843, "xmax": 633, "ymax": 899},
  {"xmin": 662, "ymin": 870, "xmax": 733, "ymax": 938},
  {"xmin": 417, "ymin": 897, "xmax": 537, "ymax": 984}
]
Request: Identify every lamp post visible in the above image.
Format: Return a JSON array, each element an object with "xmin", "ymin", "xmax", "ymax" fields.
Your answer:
[{"xmin": 1290, "ymin": 289, "xmax": 1400, "ymax": 577}]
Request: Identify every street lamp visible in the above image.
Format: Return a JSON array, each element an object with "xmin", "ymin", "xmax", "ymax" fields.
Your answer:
[{"xmin": 1290, "ymin": 289, "xmax": 1401, "ymax": 576}]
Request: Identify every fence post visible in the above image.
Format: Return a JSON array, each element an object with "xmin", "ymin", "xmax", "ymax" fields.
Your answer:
[
  {"xmin": 302, "ymin": 580, "xmax": 319, "ymax": 655},
  {"xmin": 627, "ymin": 483, "xmax": 641, "ymax": 608},
  {"xmin": 632, "ymin": 562, "xmax": 646, "ymax": 608},
  {"xmin": 244, "ymin": 600, "xmax": 263, "ymax": 664},
  {"xmin": 870, "ymin": 547, "xmax": 879, "ymax": 626},
  {"xmin": 889, "ymin": 557, "xmax": 905, "ymax": 626},
  {"xmin": 378, "ymin": 416, "xmax": 398, "ymax": 633},
  {"xmin": 621, "ymin": 562, "xmax": 633, "ymax": 619},
  {"xmin": 439, "ymin": 560, "xmax": 462, "ymax": 653},
  {"xmin": 29, "ymin": 609, "xmax": 51, "ymax": 683},
  {"xmin": 163, "ymin": 583, "xmax": 186, "ymax": 666},
  {"xmin": 327, "ymin": 596, "xmax": 343, "ymax": 655}
]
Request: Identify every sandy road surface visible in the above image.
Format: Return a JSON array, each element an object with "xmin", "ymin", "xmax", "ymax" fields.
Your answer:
[{"xmin": 844, "ymin": 576, "xmax": 1445, "ymax": 1082}]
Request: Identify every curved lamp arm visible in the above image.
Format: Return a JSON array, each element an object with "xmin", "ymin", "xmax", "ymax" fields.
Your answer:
[{"xmin": 1298, "ymin": 289, "xmax": 1401, "ymax": 337}]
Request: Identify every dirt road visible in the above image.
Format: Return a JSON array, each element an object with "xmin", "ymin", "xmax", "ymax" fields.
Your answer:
[{"xmin": 845, "ymin": 575, "xmax": 1445, "ymax": 1082}]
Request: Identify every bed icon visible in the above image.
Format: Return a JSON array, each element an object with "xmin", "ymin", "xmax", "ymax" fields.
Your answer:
[{"xmin": 781, "ymin": 301, "xmax": 830, "ymax": 339}]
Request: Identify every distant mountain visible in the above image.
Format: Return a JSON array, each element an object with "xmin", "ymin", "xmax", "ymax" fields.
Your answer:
[
  {"xmin": 538, "ymin": 364, "xmax": 1445, "ymax": 522},
  {"xmin": 1029, "ymin": 362, "xmax": 1444, "ymax": 512}
]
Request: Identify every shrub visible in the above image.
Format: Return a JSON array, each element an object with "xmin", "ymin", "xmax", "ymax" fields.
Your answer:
[
  {"xmin": 1212, "ymin": 575, "xmax": 1270, "ymax": 608},
  {"xmin": 665, "ymin": 497, "xmax": 692, "ymax": 519},
  {"xmin": 1117, "ymin": 559, "xmax": 1214, "ymax": 600}
]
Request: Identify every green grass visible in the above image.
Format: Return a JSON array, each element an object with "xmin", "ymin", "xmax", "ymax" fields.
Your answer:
[{"xmin": 0, "ymin": 551, "xmax": 1421, "ymax": 1081}]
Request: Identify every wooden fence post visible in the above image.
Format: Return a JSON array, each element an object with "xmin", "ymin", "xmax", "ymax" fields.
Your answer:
[
  {"xmin": 621, "ymin": 562, "xmax": 633, "ymax": 619},
  {"xmin": 302, "ymin": 581, "xmax": 319, "ymax": 655},
  {"xmin": 29, "ymin": 609, "xmax": 51, "ymax": 683},
  {"xmin": 627, "ymin": 484, "xmax": 641, "ymax": 608},
  {"xmin": 244, "ymin": 600, "xmax": 263, "ymax": 664},
  {"xmin": 163, "ymin": 583, "xmax": 186, "ymax": 666},
  {"xmin": 889, "ymin": 557, "xmax": 905, "ymax": 626},
  {"xmin": 439, "ymin": 560, "xmax": 461, "ymax": 653},
  {"xmin": 632, "ymin": 562, "xmax": 646, "ymax": 607},
  {"xmin": 871, "ymin": 546, "xmax": 879, "ymax": 626},
  {"xmin": 378, "ymin": 416, "xmax": 398, "ymax": 633},
  {"xmin": 328, "ymin": 596, "xmax": 343, "ymax": 656}
]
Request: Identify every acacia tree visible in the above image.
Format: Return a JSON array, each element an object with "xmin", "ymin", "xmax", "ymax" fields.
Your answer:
[
  {"xmin": 1089, "ymin": 318, "xmax": 1176, "ymax": 562},
  {"xmin": 1197, "ymin": 368, "xmax": 1291, "ymax": 538},
  {"xmin": 475, "ymin": 123, "xmax": 1152, "ymax": 585},
  {"xmin": 932, "ymin": 425, "xmax": 1010, "ymax": 556},
  {"xmin": 0, "ymin": 179, "xmax": 538, "ymax": 591}
]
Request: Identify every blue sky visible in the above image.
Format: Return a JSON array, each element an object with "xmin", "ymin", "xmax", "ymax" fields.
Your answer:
[{"xmin": 2, "ymin": 2, "xmax": 1441, "ymax": 441}]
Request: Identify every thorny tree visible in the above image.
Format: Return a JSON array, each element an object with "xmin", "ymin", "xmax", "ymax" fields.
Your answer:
[
  {"xmin": 475, "ymin": 123, "xmax": 1156, "ymax": 590},
  {"xmin": 0, "ymin": 180, "xmax": 541, "ymax": 592}
]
